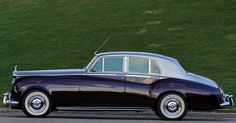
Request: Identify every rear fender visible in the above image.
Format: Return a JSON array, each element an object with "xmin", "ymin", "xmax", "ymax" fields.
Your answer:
[{"xmin": 150, "ymin": 78, "xmax": 221, "ymax": 110}]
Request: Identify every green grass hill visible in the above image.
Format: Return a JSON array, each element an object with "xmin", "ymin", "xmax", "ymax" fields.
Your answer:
[{"xmin": 0, "ymin": 0, "xmax": 236, "ymax": 111}]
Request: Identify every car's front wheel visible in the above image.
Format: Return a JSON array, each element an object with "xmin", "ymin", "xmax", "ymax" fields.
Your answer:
[
  {"xmin": 155, "ymin": 93, "xmax": 188, "ymax": 120},
  {"xmin": 22, "ymin": 90, "xmax": 52, "ymax": 117}
]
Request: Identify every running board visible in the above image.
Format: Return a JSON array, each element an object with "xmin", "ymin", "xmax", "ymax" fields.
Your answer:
[{"xmin": 56, "ymin": 107, "xmax": 151, "ymax": 111}]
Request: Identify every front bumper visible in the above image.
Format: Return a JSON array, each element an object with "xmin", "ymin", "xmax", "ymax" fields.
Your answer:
[
  {"xmin": 3, "ymin": 93, "xmax": 19, "ymax": 107},
  {"xmin": 220, "ymin": 94, "xmax": 234, "ymax": 108}
]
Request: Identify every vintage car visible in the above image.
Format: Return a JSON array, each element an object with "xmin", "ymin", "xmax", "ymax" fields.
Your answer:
[{"xmin": 3, "ymin": 52, "xmax": 234, "ymax": 120}]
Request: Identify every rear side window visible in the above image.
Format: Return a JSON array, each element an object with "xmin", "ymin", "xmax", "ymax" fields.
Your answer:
[
  {"xmin": 128, "ymin": 57, "xmax": 149, "ymax": 74},
  {"xmin": 128, "ymin": 56, "xmax": 160, "ymax": 75}
]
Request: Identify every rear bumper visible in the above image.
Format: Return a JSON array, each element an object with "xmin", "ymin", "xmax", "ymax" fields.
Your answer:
[
  {"xmin": 220, "ymin": 94, "xmax": 234, "ymax": 108},
  {"xmin": 3, "ymin": 92, "xmax": 19, "ymax": 107}
]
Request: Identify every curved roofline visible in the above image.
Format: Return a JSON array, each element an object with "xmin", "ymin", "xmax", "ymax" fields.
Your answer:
[
  {"xmin": 95, "ymin": 51, "xmax": 178, "ymax": 63},
  {"xmin": 86, "ymin": 51, "xmax": 186, "ymax": 79}
]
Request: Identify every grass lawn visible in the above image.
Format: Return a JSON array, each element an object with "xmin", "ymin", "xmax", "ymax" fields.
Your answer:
[{"xmin": 0, "ymin": 0, "xmax": 236, "ymax": 111}]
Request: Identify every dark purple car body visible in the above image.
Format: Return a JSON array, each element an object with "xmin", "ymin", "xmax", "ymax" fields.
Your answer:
[{"xmin": 3, "ymin": 52, "xmax": 234, "ymax": 120}]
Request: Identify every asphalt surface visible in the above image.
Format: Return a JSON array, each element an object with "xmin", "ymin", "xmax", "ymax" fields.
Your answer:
[{"xmin": 0, "ymin": 108, "xmax": 236, "ymax": 123}]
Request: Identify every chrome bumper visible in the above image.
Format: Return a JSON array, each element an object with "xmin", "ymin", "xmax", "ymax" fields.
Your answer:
[
  {"xmin": 3, "ymin": 93, "xmax": 19, "ymax": 107},
  {"xmin": 220, "ymin": 94, "xmax": 234, "ymax": 108}
]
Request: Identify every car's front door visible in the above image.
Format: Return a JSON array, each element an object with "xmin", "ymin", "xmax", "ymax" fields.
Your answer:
[{"xmin": 79, "ymin": 56, "xmax": 125, "ymax": 106}]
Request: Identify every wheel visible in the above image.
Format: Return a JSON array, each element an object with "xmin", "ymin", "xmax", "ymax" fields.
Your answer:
[
  {"xmin": 22, "ymin": 90, "xmax": 52, "ymax": 117},
  {"xmin": 155, "ymin": 93, "xmax": 188, "ymax": 120}
]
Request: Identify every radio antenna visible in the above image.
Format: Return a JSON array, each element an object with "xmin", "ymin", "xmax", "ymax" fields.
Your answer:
[{"xmin": 94, "ymin": 36, "xmax": 111, "ymax": 55}]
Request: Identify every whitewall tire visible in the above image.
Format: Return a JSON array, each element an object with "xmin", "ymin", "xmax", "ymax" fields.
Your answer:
[
  {"xmin": 22, "ymin": 90, "xmax": 52, "ymax": 117},
  {"xmin": 155, "ymin": 93, "xmax": 188, "ymax": 120}
]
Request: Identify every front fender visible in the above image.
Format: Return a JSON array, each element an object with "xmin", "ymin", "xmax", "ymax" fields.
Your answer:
[{"xmin": 12, "ymin": 77, "xmax": 51, "ymax": 97}]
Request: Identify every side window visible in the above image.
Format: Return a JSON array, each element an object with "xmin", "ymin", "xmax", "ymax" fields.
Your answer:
[
  {"xmin": 90, "ymin": 56, "xmax": 123, "ymax": 73},
  {"xmin": 90, "ymin": 58, "xmax": 103, "ymax": 72},
  {"xmin": 128, "ymin": 57, "xmax": 160, "ymax": 75},
  {"xmin": 150, "ymin": 59, "xmax": 160, "ymax": 74},
  {"xmin": 104, "ymin": 57, "xmax": 123, "ymax": 72},
  {"xmin": 128, "ymin": 57, "xmax": 149, "ymax": 74}
]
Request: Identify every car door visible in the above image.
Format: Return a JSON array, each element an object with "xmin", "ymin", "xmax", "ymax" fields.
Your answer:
[
  {"xmin": 79, "ymin": 56, "xmax": 126, "ymax": 106},
  {"xmin": 125, "ymin": 56, "xmax": 160, "ymax": 106}
]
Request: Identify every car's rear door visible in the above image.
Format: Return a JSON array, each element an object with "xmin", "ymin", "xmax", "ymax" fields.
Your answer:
[{"xmin": 124, "ymin": 56, "xmax": 160, "ymax": 106}]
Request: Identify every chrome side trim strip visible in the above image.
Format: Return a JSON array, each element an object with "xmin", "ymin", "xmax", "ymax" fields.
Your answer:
[
  {"xmin": 13, "ymin": 69, "xmax": 85, "ymax": 77},
  {"xmin": 125, "ymin": 74, "xmax": 152, "ymax": 78},
  {"xmin": 57, "ymin": 106, "xmax": 151, "ymax": 111},
  {"xmin": 85, "ymin": 73, "xmax": 118, "ymax": 76},
  {"xmin": 85, "ymin": 73, "xmax": 168, "ymax": 79},
  {"xmin": 86, "ymin": 73, "xmax": 158, "ymax": 78}
]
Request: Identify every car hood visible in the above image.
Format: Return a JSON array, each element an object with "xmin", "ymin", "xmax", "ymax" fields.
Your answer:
[
  {"xmin": 186, "ymin": 72, "xmax": 218, "ymax": 88},
  {"xmin": 13, "ymin": 69, "xmax": 86, "ymax": 77}
]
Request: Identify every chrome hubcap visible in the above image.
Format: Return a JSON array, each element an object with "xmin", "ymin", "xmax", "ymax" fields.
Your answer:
[
  {"xmin": 163, "ymin": 98, "xmax": 182, "ymax": 115},
  {"xmin": 167, "ymin": 101, "xmax": 179, "ymax": 112},
  {"xmin": 31, "ymin": 98, "xmax": 43, "ymax": 109},
  {"xmin": 28, "ymin": 96, "xmax": 45, "ymax": 111}
]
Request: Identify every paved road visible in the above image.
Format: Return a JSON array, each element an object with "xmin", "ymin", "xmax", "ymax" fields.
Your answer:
[{"xmin": 0, "ymin": 108, "xmax": 236, "ymax": 123}]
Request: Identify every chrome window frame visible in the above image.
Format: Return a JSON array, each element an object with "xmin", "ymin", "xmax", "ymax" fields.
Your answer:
[
  {"xmin": 87, "ymin": 54, "xmax": 162, "ymax": 76},
  {"xmin": 87, "ymin": 55, "xmax": 125, "ymax": 74},
  {"xmin": 127, "ymin": 56, "xmax": 161, "ymax": 76}
]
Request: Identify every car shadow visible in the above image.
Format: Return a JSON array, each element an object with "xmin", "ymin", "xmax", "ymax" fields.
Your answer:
[
  {"xmin": 5, "ymin": 114, "xmax": 230, "ymax": 121},
  {"xmin": 1, "ymin": 110, "xmax": 232, "ymax": 121}
]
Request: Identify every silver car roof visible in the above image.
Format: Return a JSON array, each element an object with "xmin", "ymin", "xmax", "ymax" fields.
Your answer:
[{"xmin": 87, "ymin": 52, "xmax": 187, "ymax": 79}]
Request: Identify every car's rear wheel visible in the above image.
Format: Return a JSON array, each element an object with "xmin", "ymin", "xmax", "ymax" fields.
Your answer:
[
  {"xmin": 22, "ymin": 90, "xmax": 52, "ymax": 117},
  {"xmin": 155, "ymin": 93, "xmax": 188, "ymax": 120}
]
